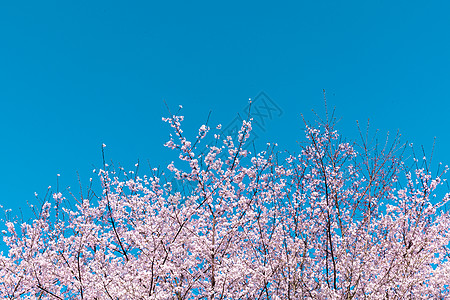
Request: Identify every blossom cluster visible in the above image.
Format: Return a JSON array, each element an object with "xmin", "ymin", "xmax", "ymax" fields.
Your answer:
[{"xmin": 1, "ymin": 114, "xmax": 450, "ymax": 299}]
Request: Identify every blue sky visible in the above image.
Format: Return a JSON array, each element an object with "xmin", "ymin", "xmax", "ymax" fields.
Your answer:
[{"xmin": 1, "ymin": 1, "xmax": 450, "ymax": 235}]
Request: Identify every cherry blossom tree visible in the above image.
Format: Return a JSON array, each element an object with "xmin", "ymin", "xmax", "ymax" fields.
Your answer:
[{"xmin": 1, "ymin": 110, "xmax": 450, "ymax": 299}]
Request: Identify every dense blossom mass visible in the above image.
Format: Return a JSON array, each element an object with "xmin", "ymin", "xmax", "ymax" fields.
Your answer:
[{"xmin": 1, "ymin": 112, "xmax": 450, "ymax": 299}]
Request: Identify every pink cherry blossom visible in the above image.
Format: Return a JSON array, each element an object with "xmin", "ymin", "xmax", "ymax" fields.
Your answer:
[{"xmin": 1, "ymin": 113, "xmax": 450, "ymax": 299}]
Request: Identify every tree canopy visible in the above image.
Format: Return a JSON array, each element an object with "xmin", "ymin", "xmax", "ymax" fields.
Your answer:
[{"xmin": 1, "ymin": 112, "xmax": 450, "ymax": 299}]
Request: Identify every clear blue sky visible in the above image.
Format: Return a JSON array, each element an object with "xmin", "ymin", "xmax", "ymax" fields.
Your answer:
[{"xmin": 1, "ymin": 1, "xmax": 450, "ymax": 233}]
